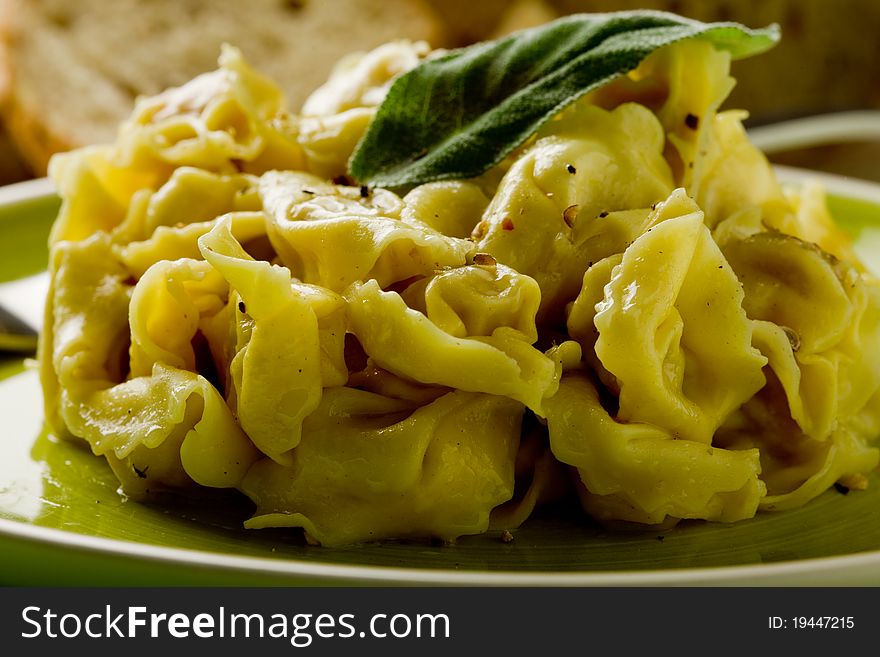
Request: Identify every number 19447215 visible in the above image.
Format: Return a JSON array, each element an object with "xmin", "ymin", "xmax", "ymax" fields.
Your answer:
[{"xmin": 769, "ymin": 617, "xmax": 855, "ymax": 630}]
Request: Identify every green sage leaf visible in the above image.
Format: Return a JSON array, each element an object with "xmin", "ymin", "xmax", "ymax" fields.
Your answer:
[{"xmin": 349, "ymin": 11, "xmax": 779, "ymax": 188}]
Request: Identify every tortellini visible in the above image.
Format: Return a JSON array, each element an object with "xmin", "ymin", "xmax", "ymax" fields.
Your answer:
[
  {"xmin": 473, "ymin": 101, "xmax": 674, "ymax": 322},
  {"xmin": 48, "ymin": 46, "xmax": 305, "ymax": 246},
  {"xmin": 345, "ymin": 269, "xmax": 557, "ymax": 415},
  {"xmin": 583, "ymin": 194, "xmax": 767, "ymax": 445},
  {"xmin": 242, "ymin": 387, "xmax": 522, "ymax": 547},
  {"xmin": 39, "ymin": 36, "xmax": 880, "ymax": 546},
  {"xmin": 298, "ymin": 40, "xmax": 430, "ymax": 180},
  {"xmin": 545, "ymin": 373, "xmax": 765, "ymax": 525},
  {"xmin": 199, "ymin": 219, "xmax": 347, "ymax": 463},
  {"xmin": 41, "ymin": 233, "xmax": 260, "ymax": 497},
  {"xmin": 260, "ymin": 170, "xmax": 473, "ymax": 292}
]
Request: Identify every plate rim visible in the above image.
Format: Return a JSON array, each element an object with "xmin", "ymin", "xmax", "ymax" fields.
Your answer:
[
  {"xmin": 0, "ymin": 177, "xmax": 55, "ymax": 206},
  {"xmin": 3, "ymin": 168, "xmax": 880, "ymax": 586},
  {"xmin": 3, "ymin": 513, "xmax": 880, "ymax": 586}
]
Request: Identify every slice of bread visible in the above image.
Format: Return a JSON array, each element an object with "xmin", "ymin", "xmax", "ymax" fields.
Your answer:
[{"xmin": 0, "ymin": 0, "xmax": 446, "ymax": 175}]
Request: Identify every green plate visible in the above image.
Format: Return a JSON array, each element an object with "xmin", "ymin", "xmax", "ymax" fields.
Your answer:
[{"xmin": 3, "ymin": 171, "xmax": 880, "ymax": 586}]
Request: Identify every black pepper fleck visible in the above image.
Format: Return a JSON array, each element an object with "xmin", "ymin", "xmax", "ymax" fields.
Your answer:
[{"xmin": 685, "ymin": 113, "xmax": 699, "ymax": 130}]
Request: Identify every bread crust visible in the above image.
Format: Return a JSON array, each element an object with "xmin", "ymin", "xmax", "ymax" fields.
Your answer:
[{"xmin": 3, "ymin": 89, "xmax": 69, "ymax": 175}]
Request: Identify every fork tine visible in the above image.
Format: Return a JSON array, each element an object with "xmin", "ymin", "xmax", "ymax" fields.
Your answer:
[{"xmin": 0, "ymin": 303, "xmax": 38, "ymax": 354}]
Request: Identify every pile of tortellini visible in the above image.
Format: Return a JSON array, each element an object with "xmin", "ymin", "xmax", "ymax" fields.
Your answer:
[{"xmin": 39, "ymin": 37, "xmax": 880, "ymax": 546}]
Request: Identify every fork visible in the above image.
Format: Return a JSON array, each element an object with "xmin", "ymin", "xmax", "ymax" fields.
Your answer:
[{"xmin": 0, "ymin": 302, "xmax": 37, "ymax": 354}]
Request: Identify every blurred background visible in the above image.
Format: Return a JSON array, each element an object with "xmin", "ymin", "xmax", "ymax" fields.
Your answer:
[{"xmin": 0, "ymin": 0, "xmax": 878, "ymax": 185}]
